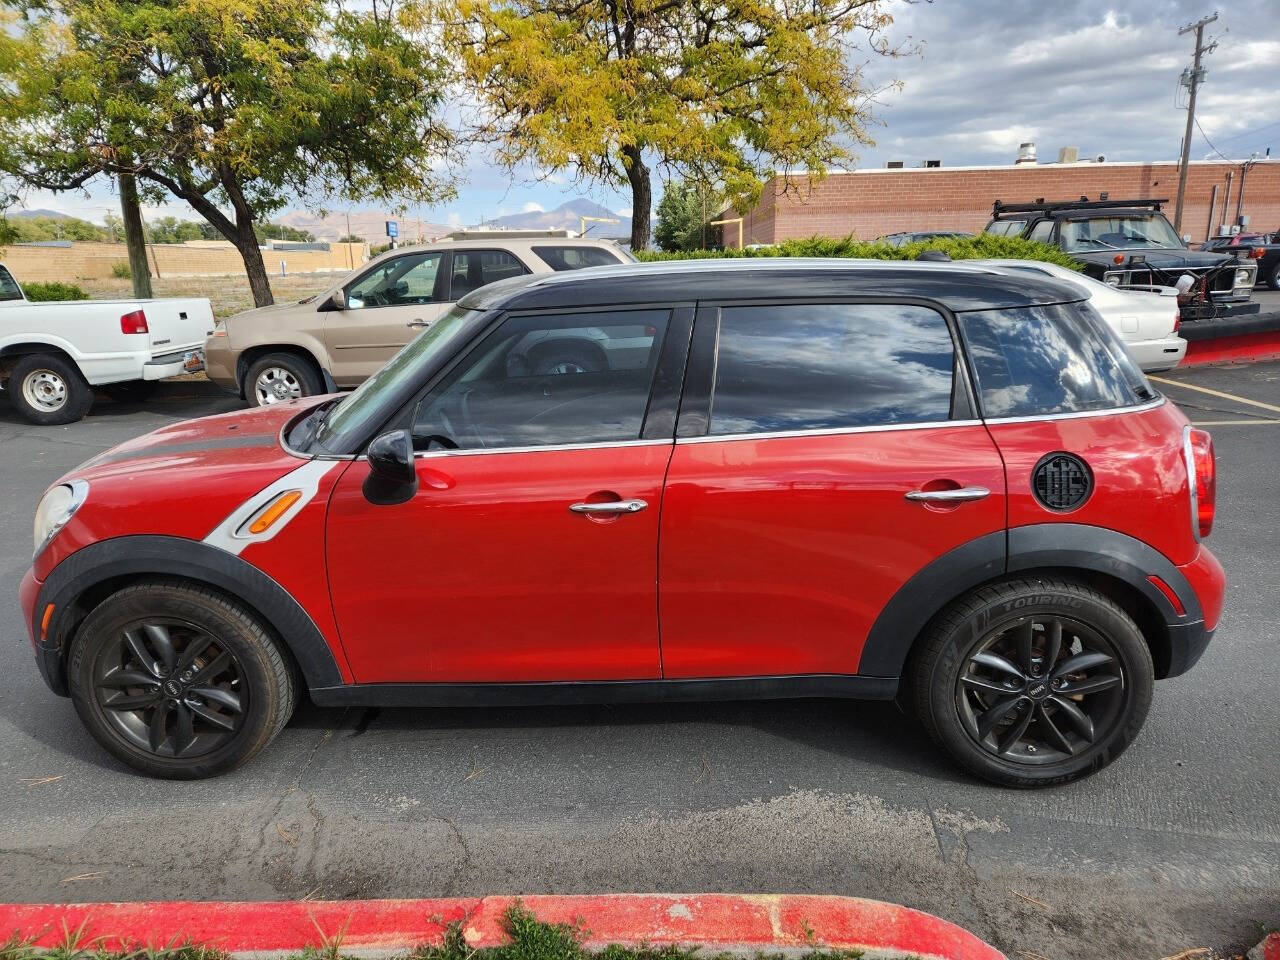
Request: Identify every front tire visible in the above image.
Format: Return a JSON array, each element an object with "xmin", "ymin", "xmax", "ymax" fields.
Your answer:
[
  {"xmin": 9, "ymin": 354, "xmax": 93, "ymax": 425},
  {"xmin": 243, "ymin": 352, "xmax": 322, "ymax": 407},
  {"xmin": 67, "ymin": 581, "xmax": 297, "ymax": 779},
  {"xmin": 910, "ymin": 578, "xmax": 1154, "ymax": 788}
]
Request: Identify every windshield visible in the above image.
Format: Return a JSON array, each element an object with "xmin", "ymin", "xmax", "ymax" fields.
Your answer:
[
  {"xmin": 312, "ymin": 304, "xmax": 480, "ymax": 453},
  {"xmin": 1060, "ymin": 215, "xmax": 1183, "ymax": 251}
]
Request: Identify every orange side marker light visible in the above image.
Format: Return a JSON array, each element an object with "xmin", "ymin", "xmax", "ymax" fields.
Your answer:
[
  {"xmin": 247, "ymin": 490, "xmax": 303, "ymax": 535},
  {"xmin": 40, "ymin": 603, "xmax": 55, "ymax": 642}
]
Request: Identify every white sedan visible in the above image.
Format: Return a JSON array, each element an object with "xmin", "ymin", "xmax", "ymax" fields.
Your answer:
[{"xmin": 977, "ymin": 259, "xmax": 1186, "ymax": 372}]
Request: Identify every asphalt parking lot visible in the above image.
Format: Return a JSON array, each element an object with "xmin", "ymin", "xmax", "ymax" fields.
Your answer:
[{"xmin": 1, "ymin": 367, "xmax": 1278, "ymax": 960}]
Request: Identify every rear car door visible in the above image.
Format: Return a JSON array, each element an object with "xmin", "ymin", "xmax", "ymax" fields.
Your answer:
[
  {"xmin": 325, "ymin": 303, "xmax": 693, "ymax": 683},
  {"xmin": 325, "ymin": 251, "xmax": 446, "ymax": 383},
  {"xmin": 658, "ymin": 299, "xmax": 1007, "ymax": 679}
]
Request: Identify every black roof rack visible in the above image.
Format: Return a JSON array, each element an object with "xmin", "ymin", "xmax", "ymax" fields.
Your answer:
[{"xmin": 992, "ymin": 197, "xmax": 1169, "ymax": 216}]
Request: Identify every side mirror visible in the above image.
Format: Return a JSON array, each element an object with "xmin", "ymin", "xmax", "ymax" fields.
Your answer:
[
  {"xmin": 1181, "ymin": 234, "xmax": 1193, "ymax": 245},
  {"xmin": 363, "ymin": 429, "xmax": 418, "ymax": 505},
  {"xmin": 330, "ymin": 289, "xmax": 347, "ymax": 311}
]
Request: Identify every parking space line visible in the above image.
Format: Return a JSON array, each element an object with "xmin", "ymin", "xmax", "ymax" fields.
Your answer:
[
  {"xmin": 1190, "ymin": 419, "xmax": 1280, "ymax": 426},
  {"xmin": 1149, "ymin": 375, "xmax": 1280, "ymax": 415}
]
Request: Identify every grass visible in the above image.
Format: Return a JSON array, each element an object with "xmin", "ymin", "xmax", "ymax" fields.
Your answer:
[
  {"xmin": 78, "ymin": 271, "xmax": 342, "ymax": 318},
  {"xmin": 0, "ymin": 905, "xmax": 910, "ymax": 960}
]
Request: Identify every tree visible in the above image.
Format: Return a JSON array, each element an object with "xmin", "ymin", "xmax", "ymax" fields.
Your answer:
[
  {"xmin": 449, "ymin": 0, "xmax": 901, "ymax": 250},
  {"xmin": 654, "ymin": 179, "xmax": 722, "ymax": 252},
  {"xmin": 254, "ymin": 223, "xmax": 317, "ymax": 244},
  {"xmin": 0, "ymin": 0, "xmax": 455, "ymax": 306},
  {"xmin": 338, "ymin": 234, "xmax": 365, "ymax": 243}
]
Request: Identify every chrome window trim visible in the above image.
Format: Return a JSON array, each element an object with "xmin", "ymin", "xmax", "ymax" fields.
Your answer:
[
  {"xmin": 676, "ymin": 419, "xmax": 981, "ymax": 445},
  {"xmin": 368, "ymin": 437, "xmax": 675, "ymax": 461},
  {"xmin": 982, "ymin": 395, "xmax": 1165, "ymax": 425}
]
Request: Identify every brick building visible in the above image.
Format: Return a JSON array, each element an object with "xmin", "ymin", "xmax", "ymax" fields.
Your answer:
[{"xmin": 723, "ymin": 159, "xmax": 1280, "ymax": 248}]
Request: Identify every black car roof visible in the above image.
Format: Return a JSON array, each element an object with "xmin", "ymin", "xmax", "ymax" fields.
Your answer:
[{"xmin": 459, "ymin": 258, "xmax": 1086, "ymax": 314}]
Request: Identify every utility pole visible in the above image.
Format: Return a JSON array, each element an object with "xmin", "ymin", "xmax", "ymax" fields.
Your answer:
[{"xmin": 1173, "ymin": 12, "xmax": 1218, "ymax": 234}]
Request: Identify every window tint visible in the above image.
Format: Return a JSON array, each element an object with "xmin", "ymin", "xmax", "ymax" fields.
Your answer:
[
  {"xmin": 1027, "ymin": 219, "xmax": 1055, "ymax": 243},
  {"xmin": 958, "ymin": 302, "xmax": 1153, "ymax": 418},
  {"xmin": 531, "ymin": 245, "xmax": 624, "ymax": 271},
  {"xmin": 985, "ymin": 219, "xmax": 1027, "ymax": 237},
  {"xmin": 449, "ymin": 249, "xmax": 527, "ymax": 299},
  {"xmin": 709, "ymin": 303, "xmax": 957, "ymax": 436},
  {"xmin": 412, "ymin": 309, "xmax": 669, "ymax": 450},
  {"xmin": 0, "ymin": 266, "xmax": 23, "ymax": 302},
  {"xmin": 347, "ymin": 253, "xmax": 442, "ymax": 309}
]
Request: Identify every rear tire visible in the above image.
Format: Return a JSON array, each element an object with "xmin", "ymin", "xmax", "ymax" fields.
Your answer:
[
  {"xmin": 243, "ymin": 352, "xmax": 322, "ymax": 407},
  {"xmin": 67, "ymin": 581, "xmax": 297, "ymax": 779},
  {"xmin": 9, "ymin": 354, "xmax": 93, "ymax": 425},
  {"xmin": 910, "ymin": 578, "xmax": 1153, "ymax": 788}
]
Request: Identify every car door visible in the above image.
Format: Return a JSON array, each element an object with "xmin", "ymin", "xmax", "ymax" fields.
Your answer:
[
  {"xmin": 324, "ymin": 304, "xmax": 693, "ymax": 684},
  {"xmin": 324, "ymin": 251, "xmax": 447, "ymax": 384},
  {"xmin": 658, "ymin": 299, "xmax": 1008, "ymax": 679}
]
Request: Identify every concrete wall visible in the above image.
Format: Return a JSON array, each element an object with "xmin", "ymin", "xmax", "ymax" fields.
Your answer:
[
  {"xmin": 727, "ymin": 160, "xmax": 1280, "ymax": 247},
  {"xmin": 0, "ymin": 241, "xmax": 368, "ymax": 284}
]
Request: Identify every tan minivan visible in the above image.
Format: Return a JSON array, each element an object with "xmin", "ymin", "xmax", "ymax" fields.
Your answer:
[{"xmin": 206, "ymin": 233, "xmax": 634, "ymax": 405}]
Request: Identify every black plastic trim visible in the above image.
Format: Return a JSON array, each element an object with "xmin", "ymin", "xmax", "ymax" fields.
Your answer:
[
  {"xmin": 310, "ymin": 673, "xmax": 898, "ymax": 708},
  {"xmin": 32, "ymin": 535, "xmax": 344, "ymax": 695},
  {"xmin": 639, "ymin": 305, "xmax": 695, "ymax": 440}
]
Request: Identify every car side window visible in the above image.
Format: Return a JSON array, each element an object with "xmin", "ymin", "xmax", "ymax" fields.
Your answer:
[
  {"xmin": 1027, "ymin": 219, "xmax": 1055, "ymax": 243},
  {"xmin": 0, "ymin": 266, "xmax": 23, "ymax": 302},
  {"xmin": 448, "ymin": 249, "xmax": 528, "ymax": 300},
  {"xmin": 958, "ymin": 303, "xmax": 1149, "ymax": 418},
  {"xmin": 707, "ymin": 303, "xmax": 957, "ymax": 436},
  {"xmin": 985, "ymin": 219, "xmax": 1027, "ymax": 237},
  {"xmin": 347, "ymin": 253, "xmax": 442, "ymax": 310},
  {"xmin": 530, "ymin": 245, "xmax": 624, "ymax": 271},
  {"xmin": 412, "ymin": 309, "xmax": 670, "ymax": 450}
]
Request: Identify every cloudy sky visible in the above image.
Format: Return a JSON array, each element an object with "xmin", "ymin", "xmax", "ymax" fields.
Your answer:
[{"xmin": 14, "ymin": 0, "xmax": 1280, "ymax": 227}]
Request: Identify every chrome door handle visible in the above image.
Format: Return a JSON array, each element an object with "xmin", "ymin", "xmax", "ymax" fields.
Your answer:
[
  {"xmin": 905, "ymin": 486, "xmax": 991, "ymax": 503},
  {"xmin": 407, "ymin": 319, "xmax": 430, "ymax": 329},
  {"xmin": 569, "ymin": 499, "xmax": 648, "ymax": 515}
]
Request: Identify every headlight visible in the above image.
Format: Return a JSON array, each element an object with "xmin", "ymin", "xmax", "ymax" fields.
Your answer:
[
  {"xmin": 33, "ymin": 481, "xmax": 88, "ymax": 557},
  {"xmin": 1103, "ymin": 272, "xmax": 1123, "ymax": 286},
  {"xmin": 1234, "ymin": 266, "xmax": 1256, "ymax": 287}
]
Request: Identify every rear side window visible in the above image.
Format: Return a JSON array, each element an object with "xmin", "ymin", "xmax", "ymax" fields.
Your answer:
[
  {"xmin": 531, "ymin": 245, "xmax": 623, "ymax": 271},
  {"xmin": 958, "ymin": 302, "xmax": 1154, "ymax": 418},
  {"xmin": 449, "ymin": 249, "xmax": 528, "ymax": 300},
  {"xmin": 0, "ymin": 266, "xmax": 24, "ymax": 301},
  {"xmin": 708, "ymin": 303, "xmax": 957, "ymax": 436}
]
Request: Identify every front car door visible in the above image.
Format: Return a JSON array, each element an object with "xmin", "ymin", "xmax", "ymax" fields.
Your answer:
[
  {"xmin": 324, "ymin": 251, "xmax": 446, "ymax": 384},
  {"xmin": 658, "ymin": 299, "xmax": 1008, "ymax": 679},
  {"xmin": 325, "ymin": 304, "xmax": 693, "ymax": 684}
]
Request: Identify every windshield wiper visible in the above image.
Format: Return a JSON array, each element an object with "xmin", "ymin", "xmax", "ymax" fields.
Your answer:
[{"xmin": 293, "ymin": 397, "xmax": 341, "ymax": 452}]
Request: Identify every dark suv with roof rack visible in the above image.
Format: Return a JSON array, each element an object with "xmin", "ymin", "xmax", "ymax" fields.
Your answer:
[
  {"xmin": 22, "ymin": 259, "xmax": 1224, "ymax": 787},
  {"xmin": 986, "ymin": 197, "xmax": 1258, "ymax": 321}
]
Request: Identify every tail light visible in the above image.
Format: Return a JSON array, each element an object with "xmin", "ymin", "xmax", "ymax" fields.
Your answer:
[
  {"xmin": 120, "ymin": 310, "xmax": 149, "ymax": 334},
  {"xmin": 1172, "ymin": 311, "xmax": 1180, "ymax": 333},
  {"xmin": 1183, "ymin": 426, "xmax": 1216, "ymax": 540}
]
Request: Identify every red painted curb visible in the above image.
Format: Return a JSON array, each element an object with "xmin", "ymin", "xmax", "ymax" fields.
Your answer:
[
  {"xmin": 0, "ymin": 895, "xmax": 1005, "ymax": 960},
  {"xmin": 1181, "ymin": 330, "xmax": 1280, "ymax": 366}
]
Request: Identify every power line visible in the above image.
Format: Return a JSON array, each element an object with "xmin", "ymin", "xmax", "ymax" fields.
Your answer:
[{"xmin": 1195, "ymin": 117, "xmax": 1234, "ymax": 163}]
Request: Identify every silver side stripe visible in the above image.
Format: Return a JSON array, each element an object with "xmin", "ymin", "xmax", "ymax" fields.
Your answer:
[{"xmin": 203, "ymin": 459, "xmax": 340, "ymax": 556}]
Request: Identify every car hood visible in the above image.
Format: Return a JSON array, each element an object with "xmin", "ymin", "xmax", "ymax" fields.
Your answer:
[{"xmin": 1072, "ymin": 248, "xmax": 1238, "ymax": 270}]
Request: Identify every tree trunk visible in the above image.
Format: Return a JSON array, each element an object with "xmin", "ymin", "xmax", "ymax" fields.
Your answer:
[
  {"xmin": 234, "ymin": 217, "xmax": 274, "ymax": 308},
  {"xmin": 622, "ymin": 144, "xmax": 651, "ymax": 251},
  {"xmin": 118, "ymin": 173, "xmax": 153, "ymax": 298}
]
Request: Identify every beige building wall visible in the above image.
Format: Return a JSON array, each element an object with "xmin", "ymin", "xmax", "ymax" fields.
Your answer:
[{"xmin": 0, "ymin": 241, "xmax": 368, "ymax": 285}]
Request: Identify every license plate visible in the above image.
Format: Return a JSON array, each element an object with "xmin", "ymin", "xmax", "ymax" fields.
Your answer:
[{"xmin": 183, "ymin": 349, "xmax": 205, "ymax": 373}]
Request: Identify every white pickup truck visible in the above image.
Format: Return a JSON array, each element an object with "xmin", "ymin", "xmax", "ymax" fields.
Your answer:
[{"xmin": 0, "ymin": 263, "xmax": 213, "ymax": 424}]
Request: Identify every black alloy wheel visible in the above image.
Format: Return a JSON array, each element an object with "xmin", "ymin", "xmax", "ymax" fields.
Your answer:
[
  {"xmin": 955, "ymin": 615, "xmax": 1125, "ymax": 764},
  {"xmin": 92, "ymin": 618, "xmax": 247, "ymax": 759}
]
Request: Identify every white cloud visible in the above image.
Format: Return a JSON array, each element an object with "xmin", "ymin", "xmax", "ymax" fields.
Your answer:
[{"xmin": 522, "ymin": 201, "xmax": 544, "ymax": 213}]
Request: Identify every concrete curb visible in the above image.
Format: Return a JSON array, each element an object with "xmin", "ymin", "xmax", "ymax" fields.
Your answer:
[
  {"xmin": 1249, "ymin": 931, "xmax": 1280, "ymax": 960},
  {"xmin": 0, "ymin": 895, "xmax": 1005, "ymax": 960}
]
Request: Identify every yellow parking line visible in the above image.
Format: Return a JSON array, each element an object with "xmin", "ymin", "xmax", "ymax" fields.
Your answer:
[
  {"xmin": 1190, "ymin": 419, "xmax": 1280, "ymax": 426},
  {"xmin": 1149, "ymin": 375, "xmax": 1280, "ymax": 415}
]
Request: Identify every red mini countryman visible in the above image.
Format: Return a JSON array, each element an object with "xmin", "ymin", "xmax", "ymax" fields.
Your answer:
[{"xmin": 20, "ymin": 260, "xmax": 1224, "ymax": 786}]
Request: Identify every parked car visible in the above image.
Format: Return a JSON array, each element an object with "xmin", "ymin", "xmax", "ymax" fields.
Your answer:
[
  {"xmin": 205, "ymin": 235, "xmax": 636, "ymax": 406},
  {"xmin": 986, "ymin": 197, "xmax": 1258, "ymax": 321},
  {"xmin": 975, "ymin": 259, "xmax": 1186, "ymax": 371},
  {"xmin": 1202, "ymin": 230, "xmax": 1279, "ymax": 290},
  {"xmin": 0, "ymin": 263, "xmax": 212, "ymax": 425},
  {"xmin": 23, "ymin": 259, "xmax": 1223, "ymax": 786},
  {"xmin": 877, "ymin": 231, "xmax": 973, "ymax": 247}
]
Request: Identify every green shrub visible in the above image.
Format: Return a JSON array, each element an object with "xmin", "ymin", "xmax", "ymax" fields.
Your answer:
[
  {"xmin": 110, "ymin": 260, "xmax": 132, "ymax": 279},
  {"xmin": 22, "ymin": 281, "xmax": 90, "ymax": 301},
  {"xmin": 635, "ymin": 233, "xmax": 1082, "ymax": 270}
]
